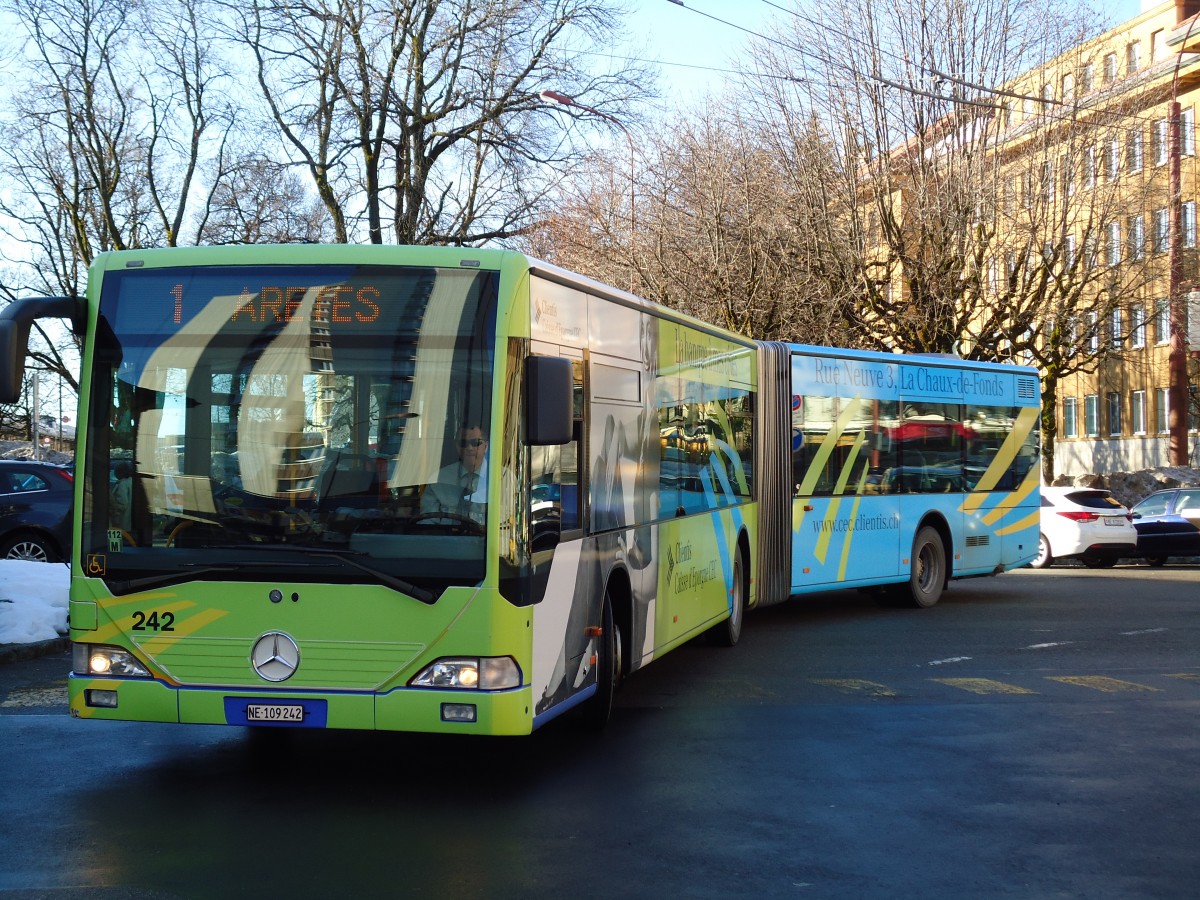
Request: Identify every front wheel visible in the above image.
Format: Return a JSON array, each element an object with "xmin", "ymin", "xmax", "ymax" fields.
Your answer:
[
  {"xmin": 907, "ymin": 525, "xmax": 946, "ymax": 608},
  {"xmin": 577, "ymin": 593, "xmax": 621, "ymax": 731},
  {"xmin": 1030, "ymin": 533, "xmax": 1054, "ymax": 569}
]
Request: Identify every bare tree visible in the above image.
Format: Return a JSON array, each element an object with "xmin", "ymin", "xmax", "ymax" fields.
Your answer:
[
  {"xmin": 231, "ymin": 0, "xmax": 650, "ymax": 245},
  {"xmin": 745, "ymin": 0, "xmax": 1159, "ymax": 480}
]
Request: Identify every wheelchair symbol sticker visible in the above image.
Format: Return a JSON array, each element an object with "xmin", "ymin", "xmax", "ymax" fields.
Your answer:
[{"xmin": 86, "ymin": 555, "xmax": 106, "ymax": 577}]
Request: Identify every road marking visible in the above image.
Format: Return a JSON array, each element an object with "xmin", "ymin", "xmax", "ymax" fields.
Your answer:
[
  {"xmin": 1165, "ymin": 673, "xmax": 1200, "ymax": 682},
  {"xmin": 1046, "ymin": 676, "xmax": 1161, "ymax": 693},
  {"xmin": 927, "ymin": 657, "xmax": 973, "ymax": 666},
  {"xmin": 1024, "ymin": 642, "xmax": 1074, "ymax": 649},
  {"xmin": 809, "ymin": 679, "xmax": 898, "ymax": 697},
  {"xmin": 1121, "ymin": 628, "xmax": 1167, "ymax": 636},
  {"xmin": 932, "ymin": 678, "xmax": 1037, "ymax": 695},
  {"xmin": 0, "ymin": 686, "xmax": 68, "ymax": 708}
]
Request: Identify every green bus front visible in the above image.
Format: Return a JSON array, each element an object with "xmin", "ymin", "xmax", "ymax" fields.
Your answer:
[{"xmin": 69, "ymin": 245, "xmax": 544, "ymax": 735}]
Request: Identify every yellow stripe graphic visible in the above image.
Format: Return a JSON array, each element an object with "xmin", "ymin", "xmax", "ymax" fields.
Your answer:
[
  {"xmin": 837, "ymin": 463, "xmax": 872, "ymax": 581},
  {"xmin": 1047, "ymin": 676, "xmax": 1161, "ymax": 693},
  {"xmin": 814, "ymin": 429, "xmax": 866, "ymax": 564},
  {"xmin": 995, "ymin": 509, "xmax": 1040, "ymax": 537},
  {"xmin": 933, "ymin": 678, "xmax": 1037, "ymax": 695},
  {"xmin": 981, "ymin": 466, "xmax": 1041, "ymax": 526},
  {"xmin": 961, "ymin": 406, "xmax": 1040, "ymax": 511}
]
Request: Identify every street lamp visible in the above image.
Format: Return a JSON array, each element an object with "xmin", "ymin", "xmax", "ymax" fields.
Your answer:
[{"xmin": 540, "ymin": 89, "xmax": 637, "ymax": 292}]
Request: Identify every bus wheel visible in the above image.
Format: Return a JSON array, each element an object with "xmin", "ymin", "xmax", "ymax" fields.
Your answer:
[
  {"xmin": 578, "ymin": 593, "xmax": 621, "ymax": 731},
  {"xmin": 907, "ymin": 526, "xmax": 945, "ymax": 609},
  {"xmin": 707, "ymin": 548, "xmax": 746, "ymax": 646}
]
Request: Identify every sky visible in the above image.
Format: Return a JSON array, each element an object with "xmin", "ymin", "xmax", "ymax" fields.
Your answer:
[
  {"xmin": 621, "ymin": 0, "xmax": 1148, "ymax": 103},
  {"xmin": 0, "ymin": 560, "xmax": 68, "ymax": 645}
]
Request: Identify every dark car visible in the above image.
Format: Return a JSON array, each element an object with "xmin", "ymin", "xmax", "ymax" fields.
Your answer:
[
  {"xmin": 1129, "ymin": 487, "xmax": 1200, "ymax": 566},
  {"xmin": 0, "ymin": 459, "xmax": 74, "ymax": 562}
]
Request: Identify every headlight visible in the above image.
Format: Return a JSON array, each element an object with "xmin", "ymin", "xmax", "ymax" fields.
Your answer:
[
  {"xmin": 73, "ymin": 643, "xmax": 152, "ymax": 678},
  {"xmin": 410, "ymin": 657, "xmax": 521, "ymax": 691}
]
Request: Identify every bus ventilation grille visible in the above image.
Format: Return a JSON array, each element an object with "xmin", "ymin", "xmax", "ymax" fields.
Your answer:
[
  {"xmin": 1017, "ymin": 377, "xmax": 1037, "ymax": 400},
  {"xmin": 965, "ymin": 535, "xmax": 990, "ymax": 548}
]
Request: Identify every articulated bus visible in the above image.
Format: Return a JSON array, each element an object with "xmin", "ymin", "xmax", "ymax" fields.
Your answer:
[{"xmin": 0, "ymin": 245, "xmax": 1039, "ymax": 735}]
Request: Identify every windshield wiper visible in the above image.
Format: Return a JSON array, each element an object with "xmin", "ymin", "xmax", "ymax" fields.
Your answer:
[
  {"xmin": 108, "ymin": 563, "xmax": 246, "ymax": 595},
  {"xmin": 163, "ymin": 544, "xmax": 438, "ymax": 605},
  {"xmin": 293, "ymin": 547, "xmax": 436, "ymax": 605}
]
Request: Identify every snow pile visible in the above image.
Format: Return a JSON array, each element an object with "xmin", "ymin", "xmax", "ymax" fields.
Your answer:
[{"xmin": 0, "ymin": 560, "xmax": 70, "ymax": 644}]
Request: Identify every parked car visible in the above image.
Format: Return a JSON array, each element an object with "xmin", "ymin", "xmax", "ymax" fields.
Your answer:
[
  {"xmin": 0, "ymin": 459, "xmax": 74, "ymax": 562},
  {"xmin": 1129, "ymin": 488, "xmax": 1200, "ymax": 566},
  {"xmin": 1031, "ymin": 486, "xmax": 1137, "ymax": 568}
]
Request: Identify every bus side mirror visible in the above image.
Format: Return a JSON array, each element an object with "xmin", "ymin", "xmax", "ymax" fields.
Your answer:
[
  {"xmin": 525, "ymin": 355, "xmax": 573, "ymax": 446},
  {"xmin": 0, "ymin": 296, "xmax": 81, "ymax": 403}
]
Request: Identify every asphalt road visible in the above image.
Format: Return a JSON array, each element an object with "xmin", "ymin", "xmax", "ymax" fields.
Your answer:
[{"xmin": 1, "ymin": 563, "xmax": 1197, "ymax": 899}]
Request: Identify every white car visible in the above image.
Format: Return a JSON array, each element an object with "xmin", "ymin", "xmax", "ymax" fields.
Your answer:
[{"xmin": 1032, "ymin": 486, "xmax": 1138, "ymax": 568}]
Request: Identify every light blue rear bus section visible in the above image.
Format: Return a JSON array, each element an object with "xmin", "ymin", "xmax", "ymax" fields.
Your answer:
[{"xmin": 782, "ymin": 346, "xmax": 1041, "ymax": 597}]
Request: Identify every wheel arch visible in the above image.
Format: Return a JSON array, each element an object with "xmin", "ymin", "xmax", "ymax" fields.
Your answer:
[
  {"xmin": 916, "ymin": 512, "xmax": 953, "ymax": 584},
  {"xmin": 603, "ymin": 564, "xmax": 633, "ymax": 678}
]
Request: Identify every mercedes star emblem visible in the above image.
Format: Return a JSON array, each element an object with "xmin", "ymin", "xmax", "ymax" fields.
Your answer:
[{"xmin": 251, "ymin": 632, "xmax": 301, "ymax": 682}]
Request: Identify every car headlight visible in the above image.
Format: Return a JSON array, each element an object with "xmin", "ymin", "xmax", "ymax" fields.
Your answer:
[
  {"xmin": 73, "ymin": 643, "xmax": 152, "ymax": 678},
  {"xmin": 409, "ymin": 657, "xmax": 521, "ymax": 690}
]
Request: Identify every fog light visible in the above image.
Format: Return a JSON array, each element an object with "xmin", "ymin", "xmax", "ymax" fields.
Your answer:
[
  {"xmin": 441, "ymin": 703, "xmax": 477, "ymax": 723},
  {"xmin": 86, "ymin": 689, "xmax": 118, "ymax": 708}
]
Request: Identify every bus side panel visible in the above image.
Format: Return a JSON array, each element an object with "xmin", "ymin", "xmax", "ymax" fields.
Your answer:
[{"xmin": 791, "ymin": 494, "xmax": 902, "ymax": 590}]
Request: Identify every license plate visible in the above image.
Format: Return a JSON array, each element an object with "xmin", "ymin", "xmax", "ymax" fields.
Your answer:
[
  {"xmin": 1103, "ymin": 517, "xmax": 1126, "ymax": 526},
  {"xmin": 246, "ymin": 704, "xmax": 305, "ymax": 722}
]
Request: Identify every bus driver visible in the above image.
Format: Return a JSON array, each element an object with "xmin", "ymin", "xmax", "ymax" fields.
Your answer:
[{"xmin": 420, "ymin": 425, "xmax": 489, "ymax": 524}]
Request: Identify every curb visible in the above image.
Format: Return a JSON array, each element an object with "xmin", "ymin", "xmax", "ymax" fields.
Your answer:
[{"xmin": 0, "ymin": 637, "xmax": 70, "ymax": 665}]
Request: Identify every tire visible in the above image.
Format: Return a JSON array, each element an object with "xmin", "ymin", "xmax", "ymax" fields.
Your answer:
[
  {"xmin": 706, "ymin": 547, "xmax": 746, "ymax": 647},
  {"xmin": 1, "ymin": 533, "xmax": 59, "ymax": 563},
  {"xmin": 1030, "ymin": 533, "xmax": 1054, "ymax": 569},
  {"xmin": 1144, "ymin": 556, "xmax": 1169, "ymax": 567},
  {"xmin": 906, "ymin": 525, "xmax": 946, "ymax": 609},
  {"xmin": 577, "ymin": 593, "xmax": 621, "ymax": 731}
]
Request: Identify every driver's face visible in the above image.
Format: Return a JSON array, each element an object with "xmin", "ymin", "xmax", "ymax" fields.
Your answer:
[{"xmin": 458, "ymin": 427, "xmax": 487, "ymax": 472}]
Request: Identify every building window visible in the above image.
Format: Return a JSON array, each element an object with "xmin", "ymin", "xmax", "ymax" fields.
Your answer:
[
  {"xmin": 1063, "ymin": 397, "xmax": 1078, "ymax": 438},
  {"xmin": 1088, "ymin": 310, "xmax": 1100, "ymax": 351},
  {"xmin": 1131, "ymin": 390, "xmax": 1146, "ymax": 435},
  {"xmin": 1085, "ymin": 394, "xmax": 1100, "ymax": 436},
  {"xmin": 1153, "ymin": 118, "xmax": 1169, "ymax": 165},
  {"xmin": 1156, "ymin": 387, "xmax": 1169, "ymax": 433},
  {"xmin": 1131, "ymin": 303, "xmax": 1147, "ymax": 348},
  {"xmin": 1106, "ymin": 221, "xmax": 1121, "ymax": 266},
  {"xmin": 1064, "ymin": 235, "xmax": 1077, "ymax": 270},
  {"xmin": 1183, "ymin": 107, "xmax": 1196, "ymax": 156},
  {"xmin": 1128, "ymin": 213, "xmax": 1145, "ymax": 260},
  {"xmin": 1062, "ymin": 73, "xmax": 1075, "ymax": 102},
  {"xmin": 1107, "ymin": 392, "xmax": 1122, "ymax": 435},
  {"xmin": 1083, "ymin": 145, "xmax": 1096, "ymax": 188},
  {"xmin": 1081, "ymin": 62, "xmax": 1094, "ymax": 94},
  {"xmin": 1155, "ymin": 298, "xmax": 1171, "ymax": 343},
  {"xmin": 1152, "ymin": 28, "xmax": 1166, "ymax": 62},
  {"xmin": 1126, "ymin": 41, "xmax": 1141, "ymax": 75},
  {"xmin": 1154, "ymin": 207, "xmax": 1170, "ymax": 253},
  {"xmin": 1105, "ymin": 137, "xmax": 1120, "ymax": 180},
  {"xmin": 1042, "ymin": 160, "xmax": 1055, "ymax": 204},
  {"xmin": 1185, "ymin": 201, "xmax": 1197, "ymax": 248},
  {"xmin": 1127, "ymin": 130, "xmax": 1143, "ymax": 173},
  {"xmin": 1110, "ymin": 306, "xmax": 1123, "ymax": 347},
  {"xmin": 1103, "ymin": 52, "xmax": 1118, "ymax": 85}
]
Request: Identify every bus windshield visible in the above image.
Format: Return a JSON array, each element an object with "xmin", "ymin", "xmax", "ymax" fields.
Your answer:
[{"xmin": 82, "ymin": 263, "xmax": 497, "ymax": 595}]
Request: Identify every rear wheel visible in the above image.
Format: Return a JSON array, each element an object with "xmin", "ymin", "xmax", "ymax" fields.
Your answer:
[
  {"xmin": 706, "ymin": 548, "xmax": 746, "ymax": 646},
  {"xmin": 1030, "ymin": 533, "xmax": 1054, "ymax": 569},
  {"xmin": 1145, "ymin": 556, "xmax": 1169, "ymax": 567},
  {"xmin": 907, "ymin": 525, "xmax": 946, "ymax": 608}
]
